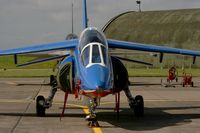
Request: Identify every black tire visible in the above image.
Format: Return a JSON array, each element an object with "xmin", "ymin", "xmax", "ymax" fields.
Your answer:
[
  {"xmin": 183, "ymin": 83, "xmax": 185, "ymax": 87},
  {"xmin": 134, "ymin": 95, "xmax": 144, "ymax": 117},
  {"xmin": 191, "ymin": 82, "xmax": 194, "ymax": 87},
  {"xmin": 167, "ymin": 79, "xmax": 169, "ymax": 83},
  {"xmin": 36, "ymin": 95, "xmax": 46, "ymax": 117}
]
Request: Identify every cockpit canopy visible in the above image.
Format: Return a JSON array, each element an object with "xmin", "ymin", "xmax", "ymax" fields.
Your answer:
[
  {"xmin": 79, "ymin": 27, "xmax": 107, "ymax": 51},
  {"xmin": 79, "ymin": 28, "xmax": 108, "ymax": 68}
]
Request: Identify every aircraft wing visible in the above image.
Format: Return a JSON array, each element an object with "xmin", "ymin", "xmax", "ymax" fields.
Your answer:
[
  {"xmin": 17, "ymin": 55, "xmax": 68, "ymax": 67},
  {"xmin": 0, "ymin": 39, "xmax": 78, "ymax": 56},
  {"xmin": 108, "ymin": 39, "xmax": 200, "ymax": 56}
]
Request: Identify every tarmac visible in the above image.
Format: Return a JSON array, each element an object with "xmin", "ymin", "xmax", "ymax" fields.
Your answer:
[{"xmin": 1, "ymin": 77, "xmax": 200, "ymax": 133}]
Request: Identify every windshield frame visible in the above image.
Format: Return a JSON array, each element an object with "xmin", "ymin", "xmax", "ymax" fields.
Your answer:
[{"xmin": 81, "ymin": 42, "xmax": 107, "ymax": 68}]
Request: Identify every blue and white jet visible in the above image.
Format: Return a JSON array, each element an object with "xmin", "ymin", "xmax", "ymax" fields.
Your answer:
[{"xmin": 1, "ymin": 0, "xmax": 200, "ymax": 123}]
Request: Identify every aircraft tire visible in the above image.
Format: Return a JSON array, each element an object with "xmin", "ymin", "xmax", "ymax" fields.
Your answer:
[
  {"xmin": 182, "ymin": 83, "xmax": 185, "ymax": 87},
  {"xmin": 134, "ymin": 95, "xmax": 144, "ymax": 117},
  {"xmin": 36, "ymin": 95, "xmax": 46, "ymax": 117},
  {"xmin": 191, "ymin": 82, "xmax": 194, "ymax": 87}
]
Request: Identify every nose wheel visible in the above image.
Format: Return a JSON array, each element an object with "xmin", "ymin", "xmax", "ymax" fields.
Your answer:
[
  {"xmin": 87, "ymin": 118, "xmax": 100, "ymax": 127},
  {"xmin": 88, "ymin": 121, "xmax": 100, "ymax": 127},
  {"xmin": 36, "ymin": 95, "xmax": 46, "ymax": 117}
]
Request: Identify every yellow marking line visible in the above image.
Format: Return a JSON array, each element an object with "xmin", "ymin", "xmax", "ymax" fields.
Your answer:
[
  {"xmin": 1, "ymin": 99, "xmax": 200, "ymax": 133},
  {"xmin": 2, "ymin": 99, "xmax": 200, "ymax": 104},
  {"xmin": 0, "ymin": 100, "xmax": 102, "ymax": 133},
  {"xmin": 92, "ymin": 127, "xmax": 102, "ymax": 133},
  {"xmin": 99, "ymin": 99, "xmax": 200, "ymax": 103},
  {"xmin": 59, "ymin": 104, "xmax": 102, "ymax": 133},
  {"xmin": 82, "ymin": 106, "xmax": 90, "ymax": 115},
  {"xmin": 0, "ymin": 99, "xmax": 31, "ymax": 103},
  {"xmin": 54, "ymin": 103, "xmax": 102, "ymax": 133},
  {"xmin": 2, "ymin": 81, "xmax": 18, "ymax": 85},
  {"xmin": 82, "ymin": 105, "xmax": 102, "ymax": 133}
]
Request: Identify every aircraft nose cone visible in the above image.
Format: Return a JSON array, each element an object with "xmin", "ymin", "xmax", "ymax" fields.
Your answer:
[
  {"xmin": 84, "ymin": 65, "xmax": 110, "ymax": 90},
  {"xmin": 89, "ymin": 75, "xmax": 107, "ymax": 90}
]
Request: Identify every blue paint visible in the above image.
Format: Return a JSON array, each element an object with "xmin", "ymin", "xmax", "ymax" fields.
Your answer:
[{"xmin": 1, "ymin": 0, "xmax": 200, "ymax": 98}]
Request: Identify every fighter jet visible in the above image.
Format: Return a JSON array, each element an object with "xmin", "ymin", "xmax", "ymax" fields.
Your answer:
[{"xmin": 1, "ymin": 0, "xmax": 200, "ymax": 126}]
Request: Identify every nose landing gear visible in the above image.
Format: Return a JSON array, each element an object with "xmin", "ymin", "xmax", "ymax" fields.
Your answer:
[
  {"xmin": 85, "ymin": 98, "xmax": 101, "ymax": 127},
  {"xmin": 87, "ymin": 118, "xmax": 100, "ymax": 127}
]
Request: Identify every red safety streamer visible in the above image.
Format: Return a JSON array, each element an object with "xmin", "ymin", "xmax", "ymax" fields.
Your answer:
[
  {"xmin": 60, "ymin": 91, "xmax": 69, "ymax": 120},
  {"xmin": 115, "ymin": 92, "xmax": 120, "ymax": 120}
]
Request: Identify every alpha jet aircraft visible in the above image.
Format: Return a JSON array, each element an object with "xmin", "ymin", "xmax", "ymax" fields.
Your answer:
[{"xmin": 1, "ymin": 0, "xmax": 200, "ymax": 123}]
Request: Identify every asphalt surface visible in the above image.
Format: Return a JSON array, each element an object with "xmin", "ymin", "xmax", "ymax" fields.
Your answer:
[{"xmin": 1, "ymin": 77, "xmax": 200, "ymax": 133}]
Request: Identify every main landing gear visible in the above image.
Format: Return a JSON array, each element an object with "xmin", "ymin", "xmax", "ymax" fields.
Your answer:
[
  {"xmin": 124, "ymin": 88, "xmax": 144, "ymax": 117},
  {"xmin": 36, "ymin": 95, "xmax": 46, "ymax": 116},
  {"xmin": 36, "ymin": 75, "xmax": 58, "ymax": 117},
  {"xmin": 133, "ymin": 95, "xmax": 144, "ymax": 117}
]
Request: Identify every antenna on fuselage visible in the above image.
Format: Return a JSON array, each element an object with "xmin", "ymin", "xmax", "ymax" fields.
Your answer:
[{"xmin": 82, "ymin": 0, "xmax": 88, "ymax": 29}]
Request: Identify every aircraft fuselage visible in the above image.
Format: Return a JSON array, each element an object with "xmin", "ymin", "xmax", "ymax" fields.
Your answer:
[
  {"xmin": 58, "ymin": 27, "xmax": 114, "ymax": 98},
  {"xmin": 76, "ymin": 27, "xmax": 113, "ymax": 98}
]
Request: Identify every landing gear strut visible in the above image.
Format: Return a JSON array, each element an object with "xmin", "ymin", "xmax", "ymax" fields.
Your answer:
[
  {"xmin": 124, "ymin": 87, "xmax": 144, "ymax": 117},
  {"xmin": 86, "ymin": 98, "xmax": 100, "ymax": 127},
  {"xmin": 36, "ymin": 75, "xmax": 58, "ymax": 117}
]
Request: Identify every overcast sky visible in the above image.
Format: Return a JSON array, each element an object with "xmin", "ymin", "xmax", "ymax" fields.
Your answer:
[{"xmin": 1, "ymin": 0, "xmax": 200, "ymax": 49}]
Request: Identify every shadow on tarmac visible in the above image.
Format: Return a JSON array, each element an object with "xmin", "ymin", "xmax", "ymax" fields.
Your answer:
[
  {"xmin": 96, "ymin": 107, "xmax": 200, "ymax": 131},
  {"xmin": 1, "ymin": 106, "xmax": 200, "ymax": 131}
]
